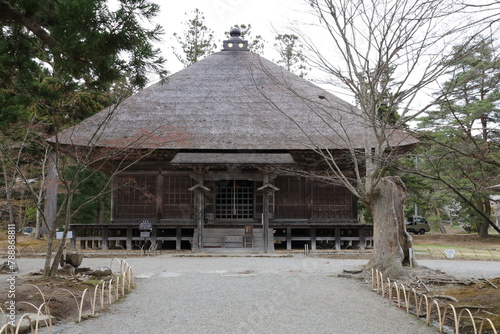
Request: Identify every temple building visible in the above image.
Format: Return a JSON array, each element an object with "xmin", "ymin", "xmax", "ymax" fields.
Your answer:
[{"xmin": 54, "ymin": 28, "xmax": 417, "ymax": 252}]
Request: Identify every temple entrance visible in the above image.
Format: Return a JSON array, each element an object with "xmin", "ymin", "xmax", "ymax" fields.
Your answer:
[{"xmin": 215, "ymin": 180, "xmax": 254, "ymax": 219}]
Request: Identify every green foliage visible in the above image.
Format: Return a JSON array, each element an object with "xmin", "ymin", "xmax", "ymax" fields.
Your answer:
[
  {"xmin": 415, "ymin": 37, "xmax": 500, "ymax": 235},
  {"xmin": 68, "ymin": 167, "xmax": 110, "ymax": 225},
  {"xmin": 52, "ymin": 165, "xmax": 110, "ymax": 226},
  {"xmin": 0, "ymin": 0, "xmax": 165, "ymax": 90},
  {"xmin": 25, "ymin": 206, "xmax": 37, "ymax": 225},
  {"xmin": 173, "ymin": 8, "xmax": 216, "ymax": 66},
  {"xmin": 357, "ymin": 200, "xmax": 373, "ymax": 224},
  {"xmin": 0, "ymin": 0, "xmax": 165, "ymax": 275},
  {"xmin": 0, "ymin": 0, "xmax": 165, "ymax": 133}
]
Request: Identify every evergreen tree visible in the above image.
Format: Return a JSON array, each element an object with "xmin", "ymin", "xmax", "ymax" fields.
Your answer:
[
  {"xmin": 173, "ymin": 8, "xmax": 216, "ymax": 66},
  {"xmin": 417, "ymin": 38, "xmax": 500, "ymax": 237},
  {"xmin": 0, "ymin": 0, "xmax": 166, "ymax": 90},
  {"xmin": 0, "ymin": 0, "xmax": 167, "ymax": 277}
]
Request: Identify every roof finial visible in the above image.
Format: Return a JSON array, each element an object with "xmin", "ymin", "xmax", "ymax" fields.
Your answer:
[
  {"xmin": 230, "ymin": 27, "xmax": 241, "ymax": 37},
  {"xmin": 223, "ymin": 27, "xmax": 249, "ymax": 51}
]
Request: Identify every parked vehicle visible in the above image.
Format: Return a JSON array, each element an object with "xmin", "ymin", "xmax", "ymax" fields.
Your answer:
[{"xmin": 405, "ymin": 216, "xmax": 430, "ymax": 234}]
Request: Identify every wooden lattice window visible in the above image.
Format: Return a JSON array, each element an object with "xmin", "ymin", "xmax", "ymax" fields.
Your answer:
[
  {"xmin": 163, "ymin": 176, "xmax": 194, "ymax": 219},
  {"xmin": 215, "ymin": 180, "xmax": 254, "ymax": 219},
  {"xmin": 115, "ymin": 175, "xmax": 156, "ymax": 219}
]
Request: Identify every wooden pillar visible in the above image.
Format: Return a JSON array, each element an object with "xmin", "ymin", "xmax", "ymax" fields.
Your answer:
[
  {"xmin": 102, "ymin": 225, "xmax": 109, "ymax": 250},
  {"xmin": 306, "ymin": 178, "xmax": 313, "ymax": 219},
  {"xmin": 359, "ymin": 226, "xmax": 366, "ymax": 250},
  {"xmin": 70, "ymin": 227, "xmax": 76, "ymax": 250},
  {"xmin": 98, "ymin": 200, "xmax": 105, "ymax": 224},
  {"xmin": 335, "ymin": 227, "xmax": 341, "ymax": 250},
  {"xmin": 196, "ymin": 190, "xmax": 203, "ymax": 251},
  {"xmin": 258, "ymin": 175, "xmax": 279, "ymax": 253},
  {"xmin": 110, "ymin": 175, "xmax": 117, "ymax": 221},
  {"xmin": 286, "ymin": 227, "xmax": 292, "ymax": 250},
  {"xmin": 126, "ymin": 226, "xmax": 132, "ymax": 250},
  {"xmin": 156, "ymin": 173, "xmax": 164, "ymax": 220},
  {"xmin": 151, "ymin": 225, "xmax": 157, "ymax": 248},
  {"xmin": 176, "ymin": 227, "xmax": 182, "ymax": 250},
  {"xmin": 188, "ymin": 173, "xmax": 210, "ymax": 253},
  {"xmin": 311, "ymin": 227, "xmax": 316, "ymax": 251},
  {"xmin": 262, "ymin": 193, "xmax": 270, "ymax": 253}
]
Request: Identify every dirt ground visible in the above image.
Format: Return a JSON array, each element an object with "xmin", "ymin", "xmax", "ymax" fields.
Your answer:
[
  {"xmin": 412, "ymin": 233, "xmax": 500, "ymax": 248},
  {"xmin": 2, "ymin": 232, "xmax": 500, "ymax": 332},
  {"xmin": 6, "ymin": 275, "xmax": 95, "ymax": 323}
]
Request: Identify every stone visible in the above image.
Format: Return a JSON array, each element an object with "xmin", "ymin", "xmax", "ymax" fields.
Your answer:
[
  {"xmin": 0, "ymin": 261, "xmax": 18, "ymax": 274},
  {"xmin": 92, "ymin": 267, "xmax": 112, "ymax": 277},
  {"xmin": 58, "ymin": 263, "xmax": 75, "ymax": 276},
  {"xmin": 11, "ymin": 313, "xmax": 57, "ymax": 333},
  {"xmin": 60, "ymin": 252, "xmax": 84, "ymax": 268}
]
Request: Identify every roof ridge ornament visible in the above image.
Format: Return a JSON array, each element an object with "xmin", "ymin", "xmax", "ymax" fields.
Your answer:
[{"xmin": 223, "ymin": 27, "xmax": 249, "ymax": 51}]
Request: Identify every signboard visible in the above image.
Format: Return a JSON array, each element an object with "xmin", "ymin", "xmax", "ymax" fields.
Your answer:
[
  {"xmin": 138, "ymin": 219, "xmax": 153, "ymax": 231},
  {"xmin": 56, "ymin": 231, "xmax": 73, "ymax": 239}
]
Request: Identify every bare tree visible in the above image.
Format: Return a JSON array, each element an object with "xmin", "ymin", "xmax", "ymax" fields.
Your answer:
[
  {"xmin": 1, "ymin": 89, "xmax": 185, "ymax": 277},
  {"xmin": 275, "ymin": 0, "xmax": 500, "ymax": 277}
]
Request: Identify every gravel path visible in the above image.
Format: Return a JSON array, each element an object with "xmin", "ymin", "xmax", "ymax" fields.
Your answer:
[{"xmin": 13, "ymin": 256, "xmax": 500, "ymax": 334}]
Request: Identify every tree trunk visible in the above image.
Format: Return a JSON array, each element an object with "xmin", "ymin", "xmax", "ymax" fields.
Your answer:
[
  {"xmin": 0, "ymin": 150, "xmax": 16, "ymax": 229},
  {"xmin": 477, "ymin": 219, "xmax": 489, "ymax": 238},
  {"xmin": 366, "ymin": 176, "xmax": 415, "ymax": 279},
  {"xmin": 42, "ymin": 151, "xmax": 58, "ymax": 235},
  {"xmin": 476, "ymin": 197, "xmax": 490, "ymax": 238},
  {"xmin": 434, "ymin": 203, "xmax": 447, "ymax": 234}
]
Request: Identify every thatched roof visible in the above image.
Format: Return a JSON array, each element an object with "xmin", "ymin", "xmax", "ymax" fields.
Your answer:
[{"xmin": 52, "ymin": 48, "xmax": 418, "ymax": 151}]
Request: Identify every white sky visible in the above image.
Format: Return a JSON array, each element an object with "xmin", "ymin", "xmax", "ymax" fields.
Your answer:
[
  {"xmin": 153, "ymin": 0, "xmax": 312, "ymax": 74},
  {"xmin": 148, "ymin": 0, "xmax": 500, "ymax": 112}
]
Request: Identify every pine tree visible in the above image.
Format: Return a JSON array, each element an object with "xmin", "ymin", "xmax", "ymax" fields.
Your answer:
[
  {"xmin": 173, "ymin": 9, "xmax": 217, "ymax": 66},
  {"xmin": 417, "ymin": 38, "xmax": 500, "ymax": 237}
]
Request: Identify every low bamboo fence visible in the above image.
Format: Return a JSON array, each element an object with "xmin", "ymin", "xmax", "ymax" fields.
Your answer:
[
  {"xmin": 371, "ymin": 269, "xmax": 498, "ymax": 334},
  {"xmin": 0, "ymin": 258, "xmax": 135, "ymax": 334}
]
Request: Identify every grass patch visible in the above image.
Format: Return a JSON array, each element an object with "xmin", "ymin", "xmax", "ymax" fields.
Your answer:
[{"xmin": 413, "ymin": 245, "xmax": 499, "ymax": 260}]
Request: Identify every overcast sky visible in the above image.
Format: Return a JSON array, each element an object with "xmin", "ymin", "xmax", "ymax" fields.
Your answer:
[{"xmin": 154, "ymin": 0, "xmax": 311, "ymax": 74}]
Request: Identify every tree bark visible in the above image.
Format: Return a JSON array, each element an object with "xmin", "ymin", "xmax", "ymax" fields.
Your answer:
[
  {"xmin": 476, "ymin": 197, "xmax": 490, "ymax": 238},
  {"xmin": 366, "ymin": 176, "xmax": 415, "ymax": 279},
  {"xmin": 42, "ymin": 151, "xmax": 58, "ymax": 235},
  {"xmin": 0, "ymin": 150, "xmax": 16, "ymax": 229},
  {"xmin": 434, "ymin": 203, "xmax": 447, "ymax": 234}
]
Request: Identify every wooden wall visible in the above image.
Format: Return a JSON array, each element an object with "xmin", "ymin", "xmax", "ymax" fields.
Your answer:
[
  {"xmin": 114, "ymin": 174, "xmax": 194, "ymax": 219},
  {"xmin": 274, "ymin": 176, "xmax": 354, "ymax": 220},
  {"xmin": 113, "ymin": 174, "xmax": 355, "ymax": 221}
]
